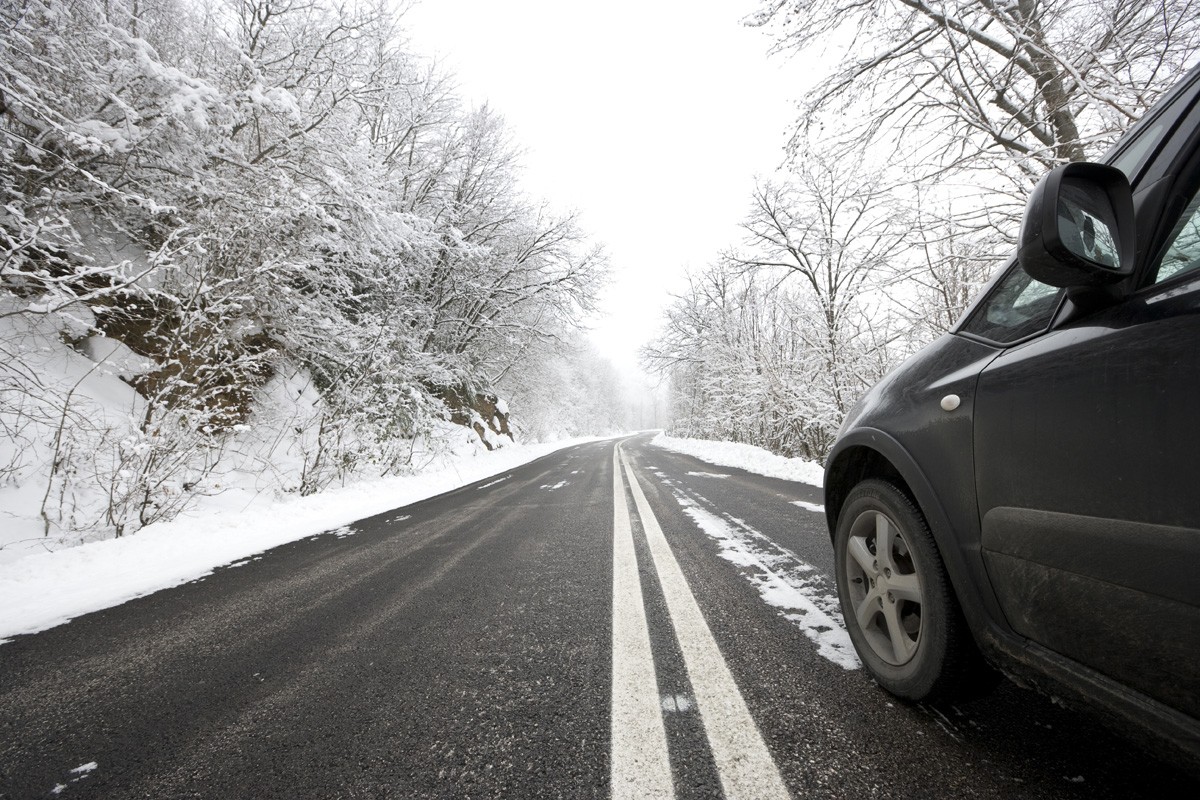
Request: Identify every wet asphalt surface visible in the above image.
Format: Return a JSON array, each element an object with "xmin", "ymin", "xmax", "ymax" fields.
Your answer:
[{"xmin": 1, "ymin": 435, "xmax": 1195, "ymax": 798}]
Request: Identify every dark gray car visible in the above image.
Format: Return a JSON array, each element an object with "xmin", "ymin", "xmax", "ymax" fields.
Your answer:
[{"xmin": 824, "ymin": 64, "xmax": 1200, "ymax": 768}]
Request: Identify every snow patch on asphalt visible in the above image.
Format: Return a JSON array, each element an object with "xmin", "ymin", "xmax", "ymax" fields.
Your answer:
[
  {"xmin": 661, "ymin": 694, "xmax": 694, "ymax": 712},
  {"xmin": 791, "ymin": 500, "xmax": 825, "ymax": 513},
  {"xmin": 686, "ymin": 471, "xmax": 731, "ymax": 479},
  {"xmin": 669, "ymin": 489, "xmax": 859, "ymax": 670},
  {"xmin": 651, "ymin": 434, "xmax": 824, "ymax": 487},
  {"xmin": 51, "ymin": 762, "xmax": 98, "ymax": 794},
  {"xmin": 476, "ymin": 476, "xmax": 511, "ymax": 489}
]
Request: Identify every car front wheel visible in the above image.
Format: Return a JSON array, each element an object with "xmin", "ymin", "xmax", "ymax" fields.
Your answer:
[{"xmin": 834, "ymin": 479, "xmax": 985, "ymax": 701}]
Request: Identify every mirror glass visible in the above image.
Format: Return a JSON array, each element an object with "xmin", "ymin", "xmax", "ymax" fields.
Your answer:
[{"xmin": 1056, "ymin": 177, "xmax": 1121, "ymax": 269}]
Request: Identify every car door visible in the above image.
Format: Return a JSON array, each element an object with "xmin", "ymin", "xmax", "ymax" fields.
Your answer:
[{"xmin": 971, "ymin": 134, "xmax": 1200, "ymax": 718}]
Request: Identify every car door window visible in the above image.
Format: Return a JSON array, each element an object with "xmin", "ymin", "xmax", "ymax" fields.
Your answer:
[
  {"xmin": 1151, "ymin": 188, "xmax": 1200, "ymax": 285},
  {"xmin": 1110, "ymin": 118, "xmax": 1169, "ymax": 181},
  {"xmin": 960, "ymin": 263, "xmax": 1064, "ymax": 345}
]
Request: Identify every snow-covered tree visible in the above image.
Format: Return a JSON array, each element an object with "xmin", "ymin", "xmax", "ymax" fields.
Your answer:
[
  {"xmin": 1, "ymin": 0, "xmax": 613, "ymax": 536},
  {"xmin": 659, "ymin": 0, "xmax": 1200, "ymax": 466},
  {"xmin": 733, "ymin": 155, "xmax": 909, "ymax": 419},
  {"xmin": 753, "ymin": 0, "xmax": 1200, "ymax": 171}
]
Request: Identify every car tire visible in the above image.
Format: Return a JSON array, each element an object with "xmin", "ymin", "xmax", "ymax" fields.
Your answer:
[{"xmin": 834, "ymin": 478, "xmax": 988, "ymax": 702}]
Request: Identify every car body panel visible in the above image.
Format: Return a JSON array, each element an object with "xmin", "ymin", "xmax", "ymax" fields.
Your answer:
[
  {"xmin": 825, "ymin": 333, "xmax": 1004, "ymax": 630},
  {"xmin": 975, "ymin": 272, "xmax": 1200, "ymax": 718}
]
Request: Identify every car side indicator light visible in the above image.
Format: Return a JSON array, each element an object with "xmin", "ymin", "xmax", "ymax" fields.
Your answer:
[{"xmin": 940, "ymin": 394, "xmax": 961, "ymax": 412}]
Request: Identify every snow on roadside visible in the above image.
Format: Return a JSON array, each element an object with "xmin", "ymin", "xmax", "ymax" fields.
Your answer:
[
  {"xmin": 649, "ymin": 433, "xmax": 825, "ymax": 487},
  {"xmin": 648, "ymin": 434, "xmax": 851, "ymax": 668},
  {"xmin": 669, "ymin": 487, "xmax": 859, "ymax": 670},
  {"xmin": 0, "ymin": 436, "xmax": 605, "ymax": 644}
]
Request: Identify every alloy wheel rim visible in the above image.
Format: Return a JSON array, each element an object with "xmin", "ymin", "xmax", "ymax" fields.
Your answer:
[{"xmin": 844, "ymin": 509, "xmax": 924, "ymax": 666}]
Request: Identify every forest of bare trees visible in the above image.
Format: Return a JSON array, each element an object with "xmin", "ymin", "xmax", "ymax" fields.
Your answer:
[
  {"xmin": 6, "ymin": 0, "xmax": 1200, "ymax": 541},
  {"xmin": 1, "ymin": 0, "xmax": 620, "ymax": 539},
  {"xmin": 645, "ymin": 0, "xmax": 1200, "ymax": 459}
]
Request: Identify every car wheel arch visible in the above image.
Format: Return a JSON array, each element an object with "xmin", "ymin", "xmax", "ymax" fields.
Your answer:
[
  {"xmin": 825, "ymin": 442, "xmax": 914, "ymax": 539},
  {"xmin": 825, "ymin": 428, "xmax": 1002, "ymax": 642}
]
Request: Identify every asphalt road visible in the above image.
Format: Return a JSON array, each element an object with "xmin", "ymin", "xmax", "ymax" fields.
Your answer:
[{"xmin": 0, "ymin": 435, "xmax": 1195, "ymax": 798}]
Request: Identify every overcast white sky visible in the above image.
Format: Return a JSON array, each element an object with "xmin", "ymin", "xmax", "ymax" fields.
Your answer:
[{"xmin": 403, "ymin": 0, "xmax": 806, "ymax": 376}]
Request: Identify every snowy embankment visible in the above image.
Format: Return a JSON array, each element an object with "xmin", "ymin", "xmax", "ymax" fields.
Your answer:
[
  {"xmin": 0, "ymin": 293, "xmax": 617, "ymax": 642},
  {"xmin": 649, "ymin": 433, "xmax": 825, "ymax": 487},
  {"xmin": 0, "ymin": 437, "xmax": 601, "ymax": 644}
]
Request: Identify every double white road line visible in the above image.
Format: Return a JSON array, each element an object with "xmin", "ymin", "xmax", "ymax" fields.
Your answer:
[{"xmin": 610, "ymin": 444, "xmax": 791, "ymax": 799}]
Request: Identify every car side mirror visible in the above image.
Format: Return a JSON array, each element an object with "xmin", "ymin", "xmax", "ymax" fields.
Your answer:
[{"xmin": 1017, "ymin": 162, "xmax": 1136, "ymax": 288}]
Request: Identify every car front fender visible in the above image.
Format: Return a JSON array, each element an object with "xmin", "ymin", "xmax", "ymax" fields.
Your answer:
[{"xmin": 825, "ymin": 427, "xmax": 1011, "ymax": 648}]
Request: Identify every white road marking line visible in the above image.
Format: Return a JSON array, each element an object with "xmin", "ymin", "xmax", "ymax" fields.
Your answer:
[
  {"xmin": 621, "ymin": 449, "xmax": 792, "ymax": 800},
  {"xmin": 610, "ymin": 447, "xmax": 674, "ymax": 800}
]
